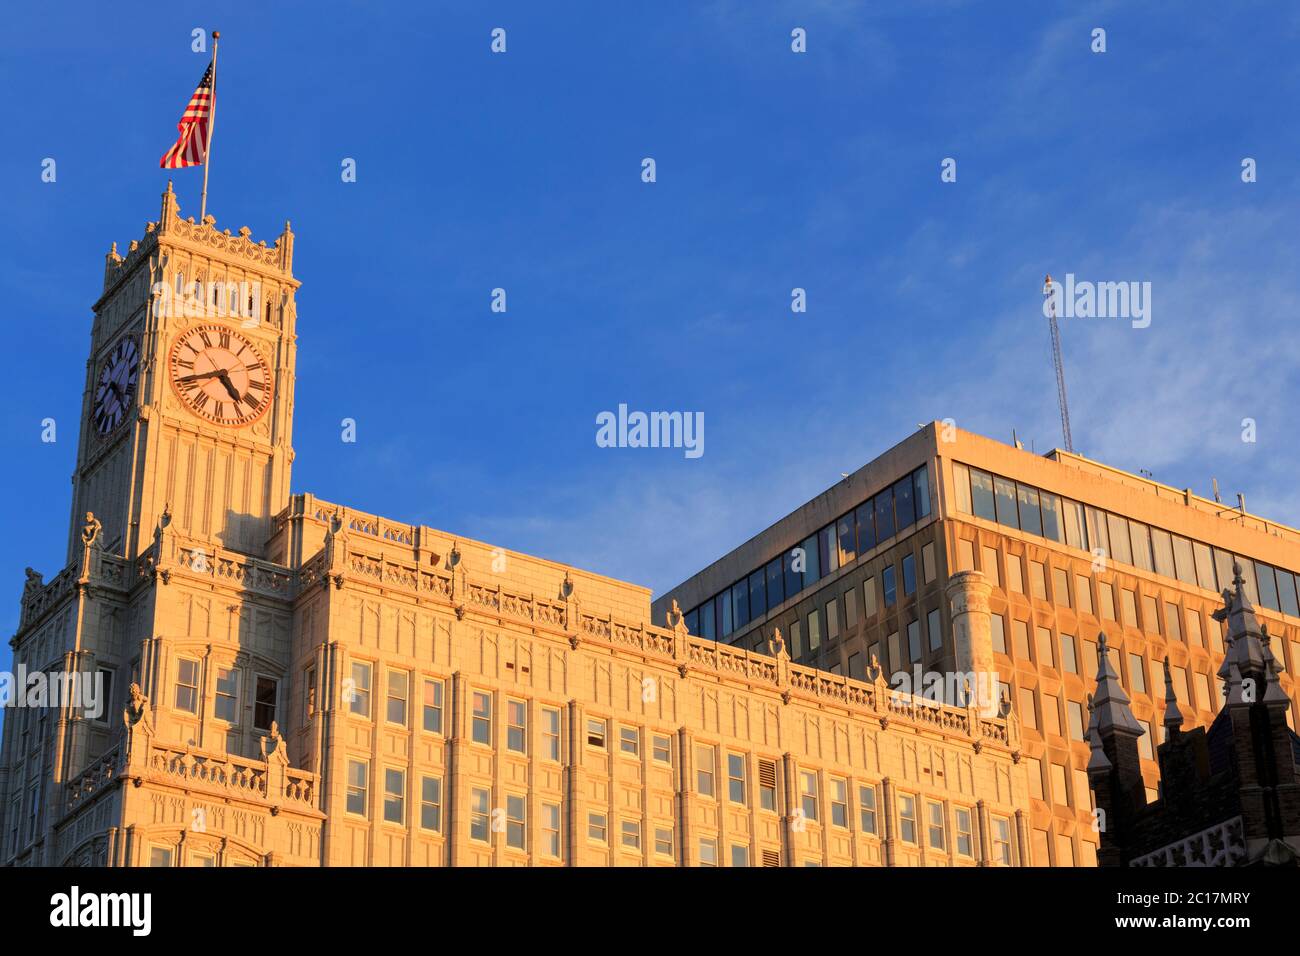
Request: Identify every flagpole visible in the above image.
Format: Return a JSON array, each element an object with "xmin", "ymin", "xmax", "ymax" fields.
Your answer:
[{"xmin": 199, "ymin": 30, "xmax": 220, "ymax": 225}]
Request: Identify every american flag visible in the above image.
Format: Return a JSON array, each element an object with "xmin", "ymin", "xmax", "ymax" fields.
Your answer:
[{"xmin": 159, "ymin": 63, "xmax": 214, "ymax": 169}]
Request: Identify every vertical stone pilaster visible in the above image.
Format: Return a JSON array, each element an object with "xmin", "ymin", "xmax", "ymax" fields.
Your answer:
[{"xmin": 946, "ymin": 571, "xmax": 996, "ymax": 697}]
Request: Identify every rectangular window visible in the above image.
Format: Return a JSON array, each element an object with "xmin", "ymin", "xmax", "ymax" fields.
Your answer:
[
  {"xmin": 894, "ymin": 475, "xmax": 917, "ymax": 529},
  {"xmin": 1040, "ymin": 492, "xmax": 1062, "ymax": 541},
  {"xmin": 383, "ymin": 768, "xmax": 405, "ymax": 825},
  {"xmin": 1042, "ymin": 693, "xmax": 1061, "ymax": 736},
  {"xmin": 922, "ymin": 542, "xmax": 936, "ymax": 583},
  {"xmin": 541, "ymin": 707, "xmax": 561, "ymax": 760},
  {"xmin": 907, "ymin": 619, "xmax": 922, "ymax": 662},
  {"xmin": 1128, "ymin": 653, "xmax": 1146, "ymax": 694},
  {"xmin": 1068, "ymin": 700, "xmax": 1085, "ymax": 741},
  {"xmin": 883, "ymin": 566, "xmax": 897, "ymax": 606},
  {"xmin": 1006, "ymin": 555, "xmax": 1024, "ymax": 593},
  {"xmin": 993, "ymin": 817, "xmax": 1012, "ymax": 864},
  {"xmin": 958, "ymin": 538, "xmax": 975, "ymax": 571},
  {"xmin": 1060, "ymin": 633, "xmax": 1077, "ymax": 673},
  {"xmin": 899, "ymin": 794, "xmax": 918, "ymax": 844},
  {"xmin": 830, "ymin": 777, "xmax": 848, "ymax": 828},
  {"xmin": 700, "ymin": 597, "xmax": 716, "ymax": 640},
  {"xmin": 215, "ymin": 666, "xmax": 239, "ymax": 723},
  {"xmin": 1187, "ymin": 611, "xmax": 1203, "ymax": 647},
  {"xmin": 1029, "ymin": 561, "xmax": 1047, "ymax": 600},
  {"xmin": 953, "ymin": 462, "xmax": 972, "ymax": 513},
  {"xmin": 914, "ymin": 465, "xmax": 931, "ymax": 518},
  {"xmin": 652, "ymin": 733, "xmax": 671, "ymax": 764},
  {"xmin": 420, "ymin": 776, "xmax": 442, "ymax": 832},
  {"xmin": 1107, "ymin": 514, "xmax": 1133, "ymax": 565},
  {"xmin": 422, "ymin": 679, "xmax": 444, "ymax": 734},
  {"xmin": 980, "ymin": 546, "xmax": 1001, "ymax": 586},
  {"xmin": 1193, "ymin": 542, "xmax": 1217, "ymax": 591},
  {"xmin": 759, "ymin": 758, "xmax": 778, "ymax": 811},
  {"xmin": 799, "ymin": 770, "xmax": 819, "ymax": 822},
  {"xmin": 927, "ymin": 607, "xmax": 942, "ymax": 652},
  {"xmin": 1075, "ymin": 575, "xmax": 1093, "ymax": 615},
  {"xmin": 697, "ymin": 745, "xmax": 716, "ymax": 797},
  {"xmin": 784, "ymin": 549, "xmax": 802, "ymax": 601},
  {"xmin": 385, "ymin": 670, "xmax": 408, "ymax": 726},
  {"xmin": 801, "ymin": 533, "xmax": 821, "ymax": 587},
  {"xmin": 621, "ymin": 819, "xmax": 641, "ymax": 851},
  {"xmin": 1141, "ymin": 594, "xmax": 1160, "ymax": 634},
  {"xmin": 1165, "ymin": 602, "xmax": 1183, "ymax": 641},
  {"xmin": 818, "ymin": 525, "xmax": 838, "ymax": 579},
  {"xmin": 1098, "ymin": 582, "xmax": 1115, "ymax": 621},
  {"xmin": 1129, "ymin": 522, "xmax": 1153, "ymax": 572},
  {"xmin": 655, "ymin": 827, "xmax": 674, "ymax": 857},
  {"xmin": 863, "ymin": 578, "xmax": 878, "ymax": 617},
  {"xmin": 748, "ymin": 568, "xmax": 767, "ymax": 620},
  {"xmin": 699, "ymin": 837, "xmax": 718, "ymax": 866},
  {"xmin": 507, "ymin": 699, "xmax": 528, "ymax": 754},
  {"xmin": 727, "ymin": 753, "xmax": 747, "ymax": 805},
  {"xmin": 856, "ymin": 500, "xmax": 877, "ymax": 554},
  {"xmin": 1036, "ymin": 626, "xmax": 1054, "ymax": 667},
  {"xmin": 253, "ymin": 676, "xmax": 278, "ymax": 731},
  {"xmin": 587, "ymin": 717, "xmax": 607, "ymax": 749},
  {"xmin": 765, "ymin": 557, "xmax": 784, "ymax": 610},
  {"xmin": 858, "ymin": 784, "xmax": 878, "ymax": 834},
  {"xmin": 955, "ymin": 807, "xmax": 973, "ymax": 856},
  {"xmin": 346, "ymin": 759, "xmax": 368, "ymax": 816},
  {"xmin": 149, "ymin": 846, "xmax": 173, "ymax": 868},
  {"xmin": 1027, "ymin": 757, "xmax": 1043, "ymax": 799},
  {"xmin": 1012, "ymin": 620, "xmax": 1031, "ymax": 659},
  {"xmin": 1019, "ymin": 688, "xmax": 1038, "ymax": 730},
  {"xmin": 588, "ymin": 812, "xmax": 608, "ymax": 844},
  {"xmin": 990, "ymin": 613, "xmax": 1006, "ymax": 654},
  {"xmin": 994, "ymin": 477, "xmax": 1018, "ymax": 528},
  {"xmin": 902, "ymin": 554, "xmax": 916, "ymax": 596},
  {"xmin": 349, "ymin": 661, "xmax": 372, "ymax": 717},
  {"xmin": 731, "ymin": 579, "xmax": 750, "ymax": 633},
  {"xmin": 543, "ymin": 803, "xmax": 562, "ymax": 858},
  {"xmin": 472, "ymin": 692, "xmax": 493, "ymax": 745},
  {"xmin": 471, "ymin": 788, "xmax": 491, "ymax": 842},
  {"xmin": 1017, "ymin": 485, "xmax": 1042, "ymax": 536},
  {"xmin": 1051, "ymin": 764, "xmax": 1069, "ymax": 807},
  {"xmin": 619, "ymin": 725, "xmax": 640, "ymax": 757},
  {"xmin": 731, "ymin": 844, "xmax": 750, "ymax": 867},
  {"xmin": 305, "ymin": 666, "xmax": 316, "ymax": 721},
  {"xmin": 808, "ymin": 609, "xmax": 821, "ymax": 650},
  {"xmin": 875, "ymin": 487, "xmax": 895, "ymax": 540},
  {"xmin": 175, "ymin": 658, "xmax": 200, "ymax": 714},
  {"xmin": 506, "ymin": 795, "xmax": 527, "ymax": 850},
  {"xmin": 826, "ymin": 599, "xmax": 839, "ymax": 640},
  {"xmin": 1120, "ymin": 589, "xmax": 1137, "ymax": 626},
  {"xmin": 970, "ymin": 468, "xmax": 997, "ymax": 522},
  {"xmin": 844, "ymin": 588, "xmax": 858, "ymax": 630}
]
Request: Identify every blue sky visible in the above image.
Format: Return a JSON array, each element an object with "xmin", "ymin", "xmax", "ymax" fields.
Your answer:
[{"xmin": 3, "ymin": 0, "xmax": 1300, "ymax": 686}]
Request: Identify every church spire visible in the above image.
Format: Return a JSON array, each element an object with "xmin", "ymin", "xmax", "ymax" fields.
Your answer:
[
  {"xmin": 1091, "ymin": 631, "xmax": 1143, "ymax": 736},
  {"xmin": 1161, "ymin": 657, "xmax": 1184, "ymax": 735}
]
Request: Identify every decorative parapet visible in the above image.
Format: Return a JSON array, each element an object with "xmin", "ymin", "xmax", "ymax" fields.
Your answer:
[
  {"xmin": 171, "ymin": 540, "xmax": 294, "ymax": 598},
  {"xmin": 139, "ymin": 741, "xmax": 317, "ymax": 812},
  {"xmin": 101, "ymin": 182, "xmax": 296, "ymax": 295},
  {"xmin": 65, "ymin": 743, "xmax": 122, "ymax": 816},
  {"xmin": 1129, "ymin": 816, "xmax": 1246, "ymax": 867}
]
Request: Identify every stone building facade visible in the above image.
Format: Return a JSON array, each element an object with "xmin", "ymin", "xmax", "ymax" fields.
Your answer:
[{"xmin": 0, "ymin": 192, "xmax": 1029, "ymax": 867}]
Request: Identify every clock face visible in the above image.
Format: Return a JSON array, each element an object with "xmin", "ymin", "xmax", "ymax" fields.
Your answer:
[
  {"xmin": 93, "ymin": 336, "xmax": 140, "ymax": 437},
  {"xmin": 168, "ymin": 324, "xmax": 273, "ymax": 427}
]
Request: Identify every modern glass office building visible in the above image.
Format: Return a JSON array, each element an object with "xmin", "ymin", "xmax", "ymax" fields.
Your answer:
[{"xmin": 654, "ymin": 422, "xmax": 1300, "ymax": 865}]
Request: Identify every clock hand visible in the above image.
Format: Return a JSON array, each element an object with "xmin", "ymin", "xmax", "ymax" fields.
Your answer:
[
  {"xmin": 175, "ymin": 370, "xmax": 225, "ymax": 384},
  {"xmin": 217, "ymin": 370, "xmax": 242, "ymax": 402}
]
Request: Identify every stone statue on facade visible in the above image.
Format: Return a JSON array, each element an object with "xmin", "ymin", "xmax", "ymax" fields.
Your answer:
[{"xmin": 81, "ymin": 512, "xmax": 102, "ymax": 549}]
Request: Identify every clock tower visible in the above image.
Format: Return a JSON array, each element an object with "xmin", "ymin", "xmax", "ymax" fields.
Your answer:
[{"xmin": 69, "ymin": 182, "xmax": 298, "ymax": 563}]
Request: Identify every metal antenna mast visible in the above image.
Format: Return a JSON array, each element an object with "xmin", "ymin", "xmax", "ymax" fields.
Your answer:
[{"xmin": 1043, "ymin": 274, "xmax": 1074, "ymax": 453}]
